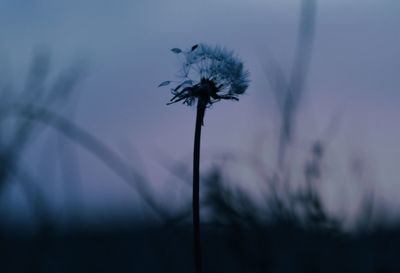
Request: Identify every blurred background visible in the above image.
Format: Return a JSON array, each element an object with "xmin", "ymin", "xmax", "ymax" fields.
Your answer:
[{"xmin": 0, "ymin": 0, "xmax": 399, "ymax": 272}]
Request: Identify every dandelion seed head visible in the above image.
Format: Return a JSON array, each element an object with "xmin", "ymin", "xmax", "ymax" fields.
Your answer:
[{"xmin": 161, "ymin": 43, "xmax": 250, "ymax": 106}]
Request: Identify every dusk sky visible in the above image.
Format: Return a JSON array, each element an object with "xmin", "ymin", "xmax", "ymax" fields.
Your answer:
[{"xmin": 0, "ymin": 0, "xmax": 399, "ymax": 227}]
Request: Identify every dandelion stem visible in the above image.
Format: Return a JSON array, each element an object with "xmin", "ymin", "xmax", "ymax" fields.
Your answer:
[{"xmin": 193, "ymin": 98, "xmax": 206, "ymax": 273}]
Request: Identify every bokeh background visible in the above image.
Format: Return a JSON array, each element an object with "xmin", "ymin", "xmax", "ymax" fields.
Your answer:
[{"xmin": 0, "ymin": 0, "xmax": 399, "ymax": 272}]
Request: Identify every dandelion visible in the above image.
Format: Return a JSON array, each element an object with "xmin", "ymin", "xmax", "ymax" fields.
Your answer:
[{"xmin": 159, "ymin": 43, "xmax": 249, "ymax": 273}]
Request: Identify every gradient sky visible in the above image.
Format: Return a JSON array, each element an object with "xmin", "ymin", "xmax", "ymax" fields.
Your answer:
[{"xmin": 0, "ymin": 0, "xmax": 399, "ymax": 227}]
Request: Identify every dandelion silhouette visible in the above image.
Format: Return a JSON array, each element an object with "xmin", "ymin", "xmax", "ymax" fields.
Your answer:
[{"xmin": 159, "ymin": 43, "xmax": 249, "ymax": 273}]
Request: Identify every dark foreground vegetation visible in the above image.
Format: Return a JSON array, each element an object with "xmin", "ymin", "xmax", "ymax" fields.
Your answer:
[{"xmin": 1, "ymin": 220, "xmax": 400, "ymax": 273}]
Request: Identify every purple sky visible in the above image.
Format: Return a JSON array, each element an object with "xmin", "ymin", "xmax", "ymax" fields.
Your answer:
[{"xmin": 0, "ymin": 0, "xmax": 399, "ymax": 227}]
